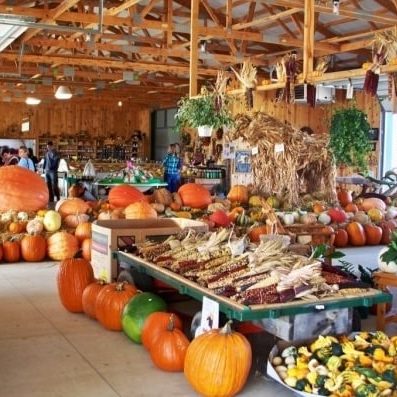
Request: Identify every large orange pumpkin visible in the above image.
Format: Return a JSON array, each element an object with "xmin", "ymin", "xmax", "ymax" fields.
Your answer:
[
  {"xmin": 227, "ymin": 185, "xmax": 249, "ymax": 204},
  {"xmin": 81, "ymin": 238, "xmax": 92, "ymax": 261},
  {"xmin": 141, "ymin": 312, "xmax": 183, "ymax": 351},
  {"xmin": 0, "ymin": 166, "xmax": 48, "ymax": 211},
  {"xmin": 125, "ymin": 201, "xmax": 157, "ymax": 220},
  {"xmin": 21, "ymin": 234, "xmax": 47, "ymax": 262},
  {"xmin": 96, "ymin": 282, "xmax": 138, "ymax": 331},
  {"xmin": 178, "ymin": 183, "xmax": 212, "ymax": 209},
  {"xmin": 82, "ymin": 279, "xmax": 107, "ymax": 319},
  {"xmin": 333, "ymin": 229, "xmax": 349, "ymax": 248},
  {"xmin": 108, "ymin": 185, "xmax": 145, "ymax": 208},
  {"xmin": 149, "ymin": 314, "xmax": 190, "ymax": 372},
  {"xmin": 57, "ymin": 257, "xmax": 94, "ymax": 312},
  {"xmin": 346, "ymin": 222, "xmax": 366, "ymax": 246},
  {"xmin": 361, "ymin": 197, "xmax": 387, "ymax": 212},
  {"xmin": 3, "ymin": 240, "xmax": 21, "ymax": 263},
  {"xmin": 184, "ymin": 321, "xmax": 252, "ymax": 397},
  {"xmin": 337, "ymin": 190, "xmax": 352, "ymax": 207},
  {"xmin": 364, "ymin": 224, "xmax": 383, "ymax": 245},
  {"xmin": 47, "ymin": 232, "xmax": 80, "ymax": 261},
  {"xmin": 57, "ymin": 198, "xmax": 90, "ymax": 219},
  {"xmin": 75, "ymin": 222, "xmax": 91, "ymax": 242}
]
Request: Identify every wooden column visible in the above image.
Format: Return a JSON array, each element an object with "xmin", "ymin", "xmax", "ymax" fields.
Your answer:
[
  {"xmin": 189, "ymin": 0, "xmax": 199, "ymax": 97},
  {"xmin": 303, "ymin": 0, "xmax": 315, "ymax": 81}
]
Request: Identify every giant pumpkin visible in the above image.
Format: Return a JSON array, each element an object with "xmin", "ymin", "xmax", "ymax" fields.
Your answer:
[
  {"xmin": 47, "ymin": 232, "xmax": 79, "ymax": 261},
  {"xmin": 0, "ymin": 166, "xmax": 48, "ymax": 211},
  {"xmin": 184, "ymin": 321, "xmax": 252, "ymax": 397},
  {"xmin": 178, "ymin": 183, "xmax": 212, "ymax": 209},
  {"xmin": 21, "ymin": 234, "xmax": 47, "ymax": 262},
  {"xmin": 125, "ymin": 201, "xmax": 158, "ymax": 220},
  {"xmin": 346, "ymin": 222, "xmax": 366, "ymax": 246},
  {"xmin": 57, "ymin": 257, "xmax": 94, "ymax": 312},
  {"xmin": 108, "ymin": 185, "xmax": 145, "ymax": 208}
]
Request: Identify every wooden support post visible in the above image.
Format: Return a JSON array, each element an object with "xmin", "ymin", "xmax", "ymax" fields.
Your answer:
[
  {"xmin": 189, "ymin": 0, "xmax": 199, "ymax": 97},
  {"xmin": 303, "ymin": 0, "xmax": 315, "ymax": 81}
]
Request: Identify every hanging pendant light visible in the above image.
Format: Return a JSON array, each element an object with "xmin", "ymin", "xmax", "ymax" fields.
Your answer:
[
  {"xmin": 25, "ymin": 97, "xmax": 41, "ymax": 105},
  {"xmin": 55, "ymin": 85, "xmax": 73, "ymax": 100}
]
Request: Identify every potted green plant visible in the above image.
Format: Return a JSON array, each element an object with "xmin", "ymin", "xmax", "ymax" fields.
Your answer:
[
  {"xmin": 175, "ymin": 92, "xmax": 233, "ymax": 137},
  {"xmin": 328, "ymin": 106, "xmax": 372, "ymax": 171}
]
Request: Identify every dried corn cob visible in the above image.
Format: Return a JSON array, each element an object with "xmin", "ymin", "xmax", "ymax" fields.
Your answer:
[
  {"xmin": 239, "ymin": 285, "xmax": 280, "ymax": 305},
  {"xmin": 207, "ymin": 268, "xmax": 248, "ymax": 290}
]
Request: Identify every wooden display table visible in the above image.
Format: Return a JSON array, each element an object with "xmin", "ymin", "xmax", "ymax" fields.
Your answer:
[{"xmin": 373, "ymin": 272, "xmax": 397, "ymax": 331}]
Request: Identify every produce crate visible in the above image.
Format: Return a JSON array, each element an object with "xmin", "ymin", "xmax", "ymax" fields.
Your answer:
[
  {"xmin": 91, "ymin": 218, "xmax": 208, "ymax": 282},
  {"xmin": 284, "ymin": 224, "xmax": 335, "ymax": 246}
]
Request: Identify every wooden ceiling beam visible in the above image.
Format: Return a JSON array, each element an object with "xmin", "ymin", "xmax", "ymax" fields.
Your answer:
[
  {"xmin": 241, "ymin": 2, "xmax": 257, "ymax": 55},
  {"xmin": 189, "ymin": 0, "xmax": 199, "ymax": 97},
  {"xmin": 303, "ymin": 0, "xmax": 314, "ymax": 80}
]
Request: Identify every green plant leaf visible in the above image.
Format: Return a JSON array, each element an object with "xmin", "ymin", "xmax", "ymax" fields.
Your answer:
[{"xmin": 329, "ymin": 251, "xmax": 346, "ymax": 259}]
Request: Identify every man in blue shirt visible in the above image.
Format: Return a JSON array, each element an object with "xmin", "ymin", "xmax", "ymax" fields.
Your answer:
[
  {"xmin": 43, "ymin": 141, "xmax": 60, "ymax": 202},
  {"xmin": 18, "ymin": 146, "xmax": 35, "ymax": 171},
  {"xmin": 162, "ymin": 143, "xmax": 182, "ymax": 193}
]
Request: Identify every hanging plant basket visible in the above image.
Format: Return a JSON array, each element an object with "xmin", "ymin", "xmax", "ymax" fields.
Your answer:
[{"xmin": 197, "ymin": 125, "xmax": 213, "ymax": 137}]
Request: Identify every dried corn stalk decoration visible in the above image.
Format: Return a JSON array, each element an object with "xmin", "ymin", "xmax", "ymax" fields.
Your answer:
[
  {"xmin": 213, "ymin": 70, "xmax": 229, "ymax": 113},
  {"xmin": 314, "ymin": 55, "xmax": 331, "ymax": 75},
  {"xmin": 275, "ymin": 53, "xmax": 298, "ymax": 103},
  {"xmin": 226, "ymin": 112, "xmax": 337, "ymax": 207},
  {"xmin": 231, "ymin": 61, "xmax": 257, "ymax": 110}
]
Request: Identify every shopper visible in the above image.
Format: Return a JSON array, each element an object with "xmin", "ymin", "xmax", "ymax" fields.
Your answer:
[
  {"xmin": 162, "ymin": 143, "xmax": 181, "ymax": 193},
  {"xmin": 28, "ymin": 148, "xmax": 39, "ymax": 170},
  {"xmin": 43, "ymin": 141, "xmax": 60, "ymax": 202},
  {"xmin": 18, "ymin": 146, "xmax": 35, "ymax": 171},
  {"xmin": 1, "ymin": 146, "xmax": 19, "ymax": 166}
]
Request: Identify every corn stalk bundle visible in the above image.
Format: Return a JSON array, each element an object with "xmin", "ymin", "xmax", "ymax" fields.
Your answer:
[
  {"xmin": 231, "ymin": 61, "xmax": 257, "ymax": 110},
  {"xmin": 227, "ymin": 111, "xmax": 337, "ymax": 207}
]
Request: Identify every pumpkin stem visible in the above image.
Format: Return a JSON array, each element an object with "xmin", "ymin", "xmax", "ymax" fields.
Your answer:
[
  {"xmin": 115, "ymin": 281, "xmax": 126, "ymax": 291},
  {"xmin": 219, "ymin": 320, "xmax": 233, "ymax": 335},
  {"xmin": 167, "ymin": 314, "xmax": 175, "ymax": 331}
]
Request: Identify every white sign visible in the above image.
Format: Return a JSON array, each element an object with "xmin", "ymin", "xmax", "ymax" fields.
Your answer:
[
  {"xmin": 251, "ymin": 146, "xmax": 259, "ymax": 155},
  {"xmin": 275, "ymin": 143, "xmax": 285, "ymax": 154},
  {"xmin": 195, "ymin": 296, "xmax": 220, "ymax": 338}
]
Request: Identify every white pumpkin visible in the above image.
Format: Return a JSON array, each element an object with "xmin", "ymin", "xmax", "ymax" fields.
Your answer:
[
  {"xmin": 318, "ymin": 212, "xmax": 331, "ymax": 225},
  {"xmin": 378, "ymin": 246, "xmax": 397, "ymax": 273},
  {"xmin": 17, "ymin": 211, "xmax": 29, "ymax": 221},
  {"xmin": 43, "ymin": 210, "xmax": 62, "ymax": 232},
  {"xmin": 26, "ymin": 219, "xmax": 44, "ymax": 235},
  {"xmin": 283, "ymin": 213, "xmax": 295, "ymax": 226},
  {"xmin": 386, "ymin": 207, "xmax": 397, "ymax": 220}
]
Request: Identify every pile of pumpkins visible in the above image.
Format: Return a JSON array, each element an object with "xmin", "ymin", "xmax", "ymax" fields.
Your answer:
[{"xmin": 57, "ymin": 256, "xmax": 252, "ymax": 397}]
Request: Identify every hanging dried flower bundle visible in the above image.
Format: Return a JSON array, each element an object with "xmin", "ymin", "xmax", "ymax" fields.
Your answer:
[{"xmin": 231, "ymin": 60, "xmax": 257, "ymax": 110}]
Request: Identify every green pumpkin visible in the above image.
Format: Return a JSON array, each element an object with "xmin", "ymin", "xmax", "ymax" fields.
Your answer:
[
  {"xmin": 236, "ymin": 210, "xmax": 251, "ymax": 227},
  {"xmin": 121, "ymin": 292, "xmax": 167, "ymax": 343}
]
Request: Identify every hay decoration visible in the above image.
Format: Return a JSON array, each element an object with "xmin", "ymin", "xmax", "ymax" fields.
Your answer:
[{"xmin": 227, "ymin": 112, "xmax": 337, "ymax": 207}]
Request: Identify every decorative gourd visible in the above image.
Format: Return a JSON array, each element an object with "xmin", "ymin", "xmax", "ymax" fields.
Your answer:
[
  {"xmin": 122, "ymin": 292, "xmax": 167, "ymax": 343},
  {"xmin": 328, "ymin": 208, "xmax": 347, "ymax": 224},
  {"xmin": 8, "ymin": 221, "xmax": 27, "ymax": 234},
  {"xmin": 169, "ymin": 201, "xmax": 182, "ymax": 211},
  {"xmin": 353, "ymin": 211, "xmax": 370, "ymax": 225},
  {"xmin": 386, "ymin": 206, "xmax": 397, "ymax": 220},
  {"xmin": 283, "ymin": 213, "xmax": 295, "ymax": 226},
  {"xmin": 236, "ymin": 210, "xmax": 251, "ymax": 227},
  {"xmin": 318, "ymin": 212, "xmax": 331, "ymax": 225},
  {"xmin": 125, "ymin": 201, "xmax": 158, "ymax": 220},
  {"xmin": 43, "ymin": 210, "xmax": 62, "ymax": 232},
  {"xmin": 63, "ymin": 213, "xmax": 90, "ymax": 228},
  {"xmin": 75, "ymin": 222, "xmax": 91, "ymax": 242},
  {"xmin": 300, "ymin": 213, "xmax": 317, "ymax": 225},
  {"xmin": 248, "ymin": 195, "xmax": 262, "ymax": 207},
  {"xmin": 151, "ymin": 203, "xmax": 165, "ymax": 214},
  {"xmin": 333, "ymin": 229, "xmax": 349, "ymax": 248},
  {"xmin": 141, "ymin": 312, "xmax": 183, "ymax": 351},
  {"xmin": 364, "ymin": 224, "xmax": 383, "ymax": 245},
  {"xmin": 227, "ymin": 185, "xmax": 249, "ymax": 204},
  {"xmin": 57, "ymin": 198, "xmax": 90, "ymax": 218},
  {"xmin": 0, "ymin": 166, "xmax": 49, "ymax": 211},
  {"xmin": 108, "ymin": 185, "xmax": 145, "ymax": 208},
  {"xmin": 174, "ymin": 211, "xmax": 192, "ymax": 219},
  {"xmin": 178, "ymin": 183, "xmax": 212, "ymax": 209},
  {"xmin": 153, "ymin": 188, "xmax": 173, "ymax": 206},
  {"xmin": 172, "ymin": 192, "xmax": 183, "ymax": 207},
  {"xmin": 367, "ymin": 208, "xmax": 384, "ymax": 222},
  {"xmin": 82, "ymin": 279, "xmax": 107, "ymax": 319},
  {"xmin": 312, "ymin": 202, "xmax": 326, "ymax": 214},
  {"xmin": 337, "ymin": 190, "xmax": 353, "ymax": 207},
  {"xmin": 346, "ymin": 222, "xmax": 366, "ymax": 246},
  {"xmin": 227, "ymin": 207, "xmax": 244, "ymax": 223},
  {"xmin": 361, "ymin": 197, "xmax": 387, "ymax": 212},
  {"xmin": 26, "ymin": 219, "xmax": 44, "ymax": 235},
  {"xmin": 47, "ymin": 232, "xmax": 80, "ymax": 261},
  {"xmin": 266, "ymin": 196, "xmax": 280, "ymax": 209},
  {"xmin": 21, "ymin": 234, "xmax": 47, "ymax": 262},
  {"xmin": 184, "ymin": 321, "xmax": 252, "ymax": 397},
  {"xmin": 3, "ymin": 239, "xmax": 21, "ymax": 262},
  {"xmin": 149, "ymin": 315, "xmax": 190, "ymax": 372},
  {"xmin": 57, "ymin": 257, "xmax": 94, "ymax": 312},
  {"xmin": 81, "ymin": 238, "xmax": 92, "ymax": 261},
  {"xmin": 209, "ymin": 210, "xmax": 230, "ymax": 228},
  {"xmin": 344, "ymin": 203, "xmax": 359, "ymax": 213},
  {"xmin": 248, "ymin": 224, "xmax": 268, "ymax": 243},
  {"xmin": 96, "ymin": 282, "xmax": 138, "ymax": 331}
]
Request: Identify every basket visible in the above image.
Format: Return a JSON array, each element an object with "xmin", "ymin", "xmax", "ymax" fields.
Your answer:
[{"xmin": 284, "ymin": 224, "xmax": 335, "ymax": 246}]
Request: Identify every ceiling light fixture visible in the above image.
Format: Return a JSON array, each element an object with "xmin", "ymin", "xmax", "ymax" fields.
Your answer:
[
  {"xmin": 55, "ymin": 85, "xmax": 72, "ymax": 100},
  {"xmin": 118, "ymin": 100, "xmax": 123, "ymax": 107},
  {"xmin": 25, "ymin": 97, "xmax": 41, "ymax": 105}
]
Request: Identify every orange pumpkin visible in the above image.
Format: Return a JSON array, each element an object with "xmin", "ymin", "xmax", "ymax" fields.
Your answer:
[
  {"xmin": 248, "ymin": 225, "xmax": 268, "ymax": 243},
  {"xmin": 63, "ymin": 213, "xmax": 90, "ymax": 228},
  {"xmin": 178, "ymin": 183, "xmax": 212, "ymax": 209},
  {"xmin": 57, "ymin": 198, "xmax": 90, "ymax": 218},
  {"xmin": 169, "ymin": 201, "xmax": 182, "ymax": 211},
  {"xmin": 47, "ymin": 232, "xmax": 80, "ymax": 261},
  {"xmin": 227, "ymin": 185, "xmax": 249, "ymax": 204},
  {"xmin": 364, "ymin": 224, "xmax": 383, "ymax": 245},
  {"xmin": 153, "ymin": 188, "xmax": 173, "ymax": 206},
  {"xmin": 82, "ymin": 279, "xmax": 107, "ymax": 319},
  {"xmin": 3, "ymin": 240, "xmax": 21, "ymax": 263},
  {"xmin": 57, "ymin": 257, "xmax": 94, "ymax": 313},
  {"xmin": 8, "ymin": 221, "xmax": 27, "ymax": 234},
  {"xmin": 380, "ymin": 221, "xmax": 395, "ymax": 245},
  {"xmin": 227, "ymin": 206, "xmax": 245, "ymax": 223},
  {"xmin": 21, "ymin": 234, "xmax": 47, "ymax": 262},
  {"xmin": 312, "ymin": 202, "xmax": 326, "ymax": 215},
  {"xmin": 125, "ymin": 201, "xmax": 157, "ymax": 220},
  {"xmin": 95, "ymin": 282, "xmax": 138, "ymax": 331},
  {"xmin": 361, "ymin": 197, "xmax": 387, "ymax": 212},
  {"xmin": 0, "ymin": 166, "xmax": 49, "ymax": 211},
  {"xmin": 142, "ymin": 312, "xmax": 184, "ymax": 351},
  {"xmin": 346, "ymin": 222, "xmax": 366, "ymax": 246},
  {"xmin": 75, "ymin": 222, "xmax": 91, "ymax": 242},
  {"xmin": 149, "ymin": 314, "xmax": 190, "ymax": 372},
  {"xmin": 108, "ymin": 185, "xmax": 145, "ymax": 208},
  {"xmin": 333, "ymin": 229, "xmax": 349, "ymax": 248},
  {"xmin": 81, "ymin": 238, "xmax": 92, "ymax": 261},
  {"xmin": 344, "ymin": 203, "xmax": 359, "ymax": 213},
  {"xmin": 337, "ymin": 190, "xmax": 353, "ymax": 207}
]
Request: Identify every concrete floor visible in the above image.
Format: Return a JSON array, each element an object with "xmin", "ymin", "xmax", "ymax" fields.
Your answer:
[{"xmin": 0, "ymin": 261, "xmax": 395, "ymax": 397}]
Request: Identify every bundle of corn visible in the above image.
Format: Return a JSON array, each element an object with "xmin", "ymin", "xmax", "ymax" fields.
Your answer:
[
  {"xmin": 231, "ymin": 61, "xmax": 257, "ymax": 110},
  {"xmin": 227, "ymin": 112, "xmax": 337, "ymax": 207}
]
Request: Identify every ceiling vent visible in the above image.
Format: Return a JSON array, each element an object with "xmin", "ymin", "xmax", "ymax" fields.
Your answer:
[{"xmin": 294, "ymin": 84, "xmax": 307, "ymax": 103}]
